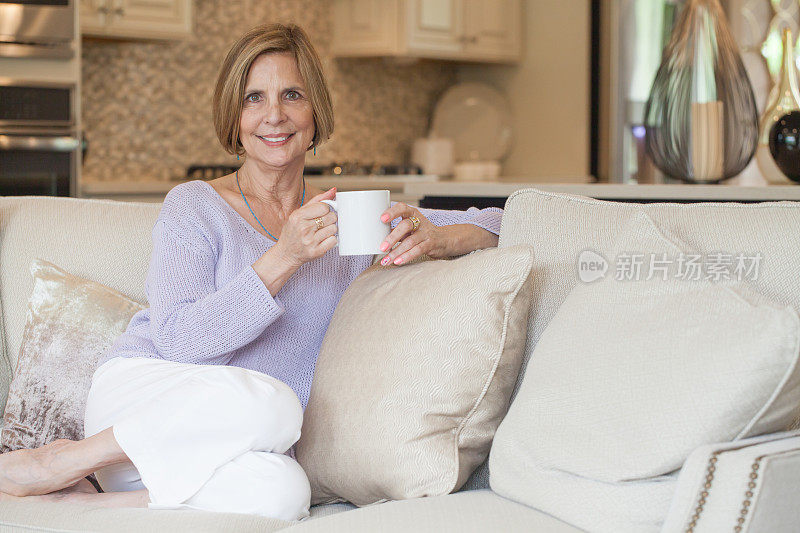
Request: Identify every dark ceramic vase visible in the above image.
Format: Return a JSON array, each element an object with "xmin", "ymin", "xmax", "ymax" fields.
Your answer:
[
  {"xmin": 769, "ymin": 111, "xmax": 800, "ymax": 182},
  {"xmin": 756, "ymin": 28, "xmax": 800, "ymax": 183}
]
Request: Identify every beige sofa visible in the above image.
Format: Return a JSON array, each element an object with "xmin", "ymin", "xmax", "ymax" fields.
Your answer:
[{"xmin": 1, "ymin": 188, "xmax": 799, "ymax": 532}]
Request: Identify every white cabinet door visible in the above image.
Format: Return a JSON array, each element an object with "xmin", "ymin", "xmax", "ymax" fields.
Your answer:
[
  {"xmin": 405, "ymin": 0, "xmax": 463, "ymax": 56},
  {"xmin": 331, "ymin": 0, "xmax": 521, "ymax": 63},
  {"xmin": 82, "ymin": 0, "xmax": 192, "ymax": 40},
  {"xmin": 80, "ymin": 0, "xmax": 110, "ymax": 35},
  {"xmin": 105, "ymin": 0, "xmax": 191, "ymax": 39},
  {"xmin": 332, "ymin": 0, "xmax": 399, "ymax": 57},
  {"xmin": 463, "ymin": 0, "xmax": 521, "ymax": 62}
]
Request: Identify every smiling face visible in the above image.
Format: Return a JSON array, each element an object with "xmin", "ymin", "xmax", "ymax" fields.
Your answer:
[{"xmin": 239, "ymin": 52, "xmax": 315, "ymax": 170}]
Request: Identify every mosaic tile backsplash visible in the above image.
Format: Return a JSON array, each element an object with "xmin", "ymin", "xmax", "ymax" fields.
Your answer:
[{"xmin": 81, "ymin": 0, "xmax": 457, "ymax": 182}]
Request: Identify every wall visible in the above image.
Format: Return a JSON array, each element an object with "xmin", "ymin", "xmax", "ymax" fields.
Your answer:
[
  {"xmin": 81, "ymin": 0, "xmax": 457, "ymax": 182},
  {"xmin": 456, "ymin": 0, "xmax": 592, "ymax": 181}
]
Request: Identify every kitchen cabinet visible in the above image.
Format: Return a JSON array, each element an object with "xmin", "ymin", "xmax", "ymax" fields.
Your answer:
[
  {"xmin": 80, "ymin": 0, "xmax": 192, "ymax": 41},
  {"xmin": 332, "ymin": 0, "xmax": 521, "ymax": 63}
]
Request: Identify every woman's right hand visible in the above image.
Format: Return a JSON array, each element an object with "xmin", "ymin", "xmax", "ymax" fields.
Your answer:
[{"xmin": 272, "ymin": 187, "xmax": 338, "ymax": 268}]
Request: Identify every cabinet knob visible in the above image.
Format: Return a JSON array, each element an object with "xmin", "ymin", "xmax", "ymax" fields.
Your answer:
[
  {"xmin": 114, "ymin": 7, "xmax": 125, "ymax": 15},
  {"xmin": 97, "ymin": 5, "xmax": 109, "ymax": 13}
]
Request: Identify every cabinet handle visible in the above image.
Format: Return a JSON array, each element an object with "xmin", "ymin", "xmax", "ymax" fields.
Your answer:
[
  {"xmin": 0, "ymin": 135, "xmax": 81, "ymax": 151},
  {"xmin": 469, "ymin": 35, "xmax": 478, "ymax": 44},
  {"xmin": 97, "ymin": 5, "xmax": 109, "ymax": 13},
  {"xmin": 114, "ymin": 7, "xmax": 125, "ymax": 15}
]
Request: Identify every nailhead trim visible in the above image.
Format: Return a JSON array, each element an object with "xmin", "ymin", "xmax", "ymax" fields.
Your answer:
[
  {"xmin": 685, "ymin": 451, "xmax": 766, "ymax": 533},
  {"xmin": 685, "ymin": 454, "xmax": 719, "ymax": 532},
  {"xmin": 732, "ymin": 456, "xmax": 764, "ymax": 532}
]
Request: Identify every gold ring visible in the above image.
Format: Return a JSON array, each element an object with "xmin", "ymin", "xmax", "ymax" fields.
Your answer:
[
  {"xmin": 314, "ymin": 217, "xmax": 324, "ymax": 230},
  {"xmin": 409, "ymin": 216, "xmax": 420, "ymax": 233}
]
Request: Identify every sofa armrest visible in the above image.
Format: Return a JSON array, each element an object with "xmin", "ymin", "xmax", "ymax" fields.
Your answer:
[{"xmin": 662, "ymin": 430, "xmax": 800, "ymax": 532}]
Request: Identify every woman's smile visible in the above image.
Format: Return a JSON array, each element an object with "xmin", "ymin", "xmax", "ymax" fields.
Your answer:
[{"xmin": 256, "ymin": 132, "xmax": 295, "ymax": 146}]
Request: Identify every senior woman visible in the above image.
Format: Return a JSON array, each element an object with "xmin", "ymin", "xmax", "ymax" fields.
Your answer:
[{"xmin": 0, "ymin": 23, "xmax": 502, "ymax": 521}]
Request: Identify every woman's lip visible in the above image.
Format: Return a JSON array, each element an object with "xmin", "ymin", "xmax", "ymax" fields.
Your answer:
[{"xmin": 257, "ymin": 133, "xmax": 294, "ymax": 146}]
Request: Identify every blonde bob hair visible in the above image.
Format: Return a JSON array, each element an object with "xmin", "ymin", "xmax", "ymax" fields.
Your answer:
[{"xmin": 212, "ymin": 23, "xmax": 334, "ymax": 156}]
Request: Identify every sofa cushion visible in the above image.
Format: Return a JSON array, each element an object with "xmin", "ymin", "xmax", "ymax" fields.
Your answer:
[
  {"xmin": 0, "ymin": 498, "xmax": 354, "ymax": 532},
  {"xmin": 296, "ymin": 245, "xmax": 535, "ymax": 506},
  {"xmin": 1, "ymin": 259, "xmax": 145, "ymax": 452},
  {"xmin": 490, "ymin": 210, "xmax": 800, "ymax": 532},
  {"xmin": 0, "ymin": 498, "xmax": 291, "ymax": 532},
  {"xmin": 0, "ymin": 197, "xmax": 161, "ymax": 415},
  {"xmin": 468, "ymin": 188, "xmax": 800, "ymax": 492},
  {"xmin": 282, "ymin": 489, "xmax": 581, "ymax": 533}
]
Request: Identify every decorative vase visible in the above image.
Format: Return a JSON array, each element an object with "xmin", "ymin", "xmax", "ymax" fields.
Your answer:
[
  {"xmin": 768, "ymin": 110, "xmax": 800, "ymax": 182},
  {"xmin": 756, "ymin": 28, "xmax": 800, "ymax": 184},
  {"xmin": 643, "ymin": 0, "xmax": 759, "ymax": 183}
]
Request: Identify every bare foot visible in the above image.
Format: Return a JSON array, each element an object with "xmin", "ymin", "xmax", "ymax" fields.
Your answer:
[{"xmin": 0, "ymin": 440, "xmax": 88, "ymax": 497}]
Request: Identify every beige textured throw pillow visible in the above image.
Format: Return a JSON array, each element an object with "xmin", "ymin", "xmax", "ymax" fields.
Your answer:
[
  {"xmin": 295, "ymin": 245, "xmax": 535, "ymax": 506},
  {"xmin": 1, "ymin": 259, "xmax": 145, "ymax": 452}
]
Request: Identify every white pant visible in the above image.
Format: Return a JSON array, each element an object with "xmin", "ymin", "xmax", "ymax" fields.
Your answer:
[{"xmin": 83, "ymin": 357, "xmax": 311, "ymax": 522}]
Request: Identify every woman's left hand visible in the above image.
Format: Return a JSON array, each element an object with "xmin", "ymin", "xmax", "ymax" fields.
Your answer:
[{"xmin": 378, "ymin": 203, "xmax": 452, "ymax": 266}]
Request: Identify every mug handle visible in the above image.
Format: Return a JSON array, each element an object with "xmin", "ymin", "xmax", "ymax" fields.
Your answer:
[{"xmin": 320, "ymin": 199, "xmax": 338, "ymax": 246}]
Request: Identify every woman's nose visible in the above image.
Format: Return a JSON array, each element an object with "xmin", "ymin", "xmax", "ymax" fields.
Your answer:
[{"xmin": 263, "ymin": 98, "xmax": 287, "ymax": 124}]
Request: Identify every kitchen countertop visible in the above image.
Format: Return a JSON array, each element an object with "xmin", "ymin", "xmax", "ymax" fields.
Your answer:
[
  {"xmin": 79, "ymin": 175, "xmax": 439, "ymax": 196},
  {"xmin": 80, "ymin": 177, "xmax": 800, "ymax": 202},
  {"xmin": 405, "ymin": 180, "xmax": 800, "ymax": 201}
]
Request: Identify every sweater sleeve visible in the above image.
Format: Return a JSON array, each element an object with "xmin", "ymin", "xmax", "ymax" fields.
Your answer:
[
  {"xmin": 389, "ymin": 201, "xmax": 503, "ymax": 235},
  {"xmin": 145, "ymin": 220, "xmax": 285, "ymax": 365}
]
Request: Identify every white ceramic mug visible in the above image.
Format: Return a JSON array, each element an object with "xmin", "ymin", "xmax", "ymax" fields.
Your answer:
[{"xmin": 321, "ymin": 190, "xmax": 391, "ymax": 256}]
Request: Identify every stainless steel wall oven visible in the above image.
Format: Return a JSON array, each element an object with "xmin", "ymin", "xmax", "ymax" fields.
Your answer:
[
  {"xmin": 0, "ymin": 0, "xmax": 75, "ymax": 59},
  {"xmin": 0, "ymin": 80, "xmax": 79, "ymax": 196}
]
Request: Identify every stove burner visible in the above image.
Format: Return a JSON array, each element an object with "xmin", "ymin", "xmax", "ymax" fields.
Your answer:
[
  {"xmin": 186, "ymin": 165, "xmax": 239, "ymax": 180},
  {"xmin": 303, "ymin": 163, "xmax": 422, "ymax": 176}
]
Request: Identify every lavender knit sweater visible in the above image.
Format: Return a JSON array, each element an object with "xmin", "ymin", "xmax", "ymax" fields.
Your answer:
[{"xmin": 99, "ymin": 180, "xmax": 503, "ymax": 410}]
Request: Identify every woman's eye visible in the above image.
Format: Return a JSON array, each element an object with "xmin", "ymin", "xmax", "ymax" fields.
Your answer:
[
  {"xmin": 286, "ymin": 90, "xmax": 301, "ymax": 100},
  {"xmin": 245, "ymin": 93, "xmax": 260, "ymax": 102}
]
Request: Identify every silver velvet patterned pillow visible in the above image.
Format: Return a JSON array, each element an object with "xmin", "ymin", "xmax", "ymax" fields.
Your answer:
[{"xmin": 0, "ymin": 259, "xmax": 144, "ymax": 452}]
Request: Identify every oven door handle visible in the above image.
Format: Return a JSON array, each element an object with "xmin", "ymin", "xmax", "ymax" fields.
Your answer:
[{"xmin": 0, "ymin": 135, "xmax": 81, "ymax": 151}]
